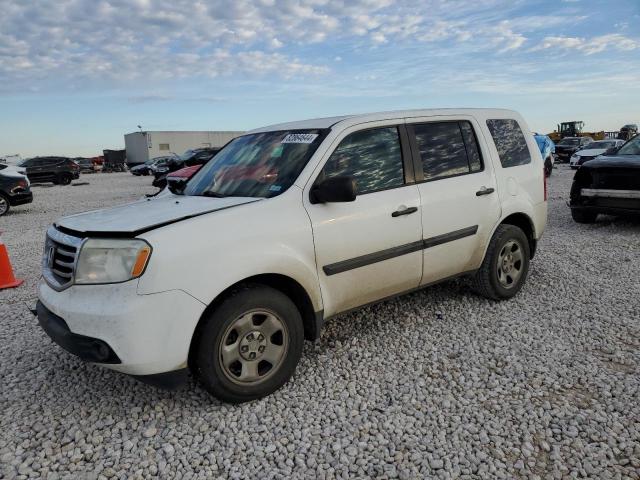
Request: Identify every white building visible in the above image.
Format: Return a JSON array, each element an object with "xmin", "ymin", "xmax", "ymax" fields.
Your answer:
[{"xmin": 124, "ymin": 131, "xmax": 244, "ymax": 165}]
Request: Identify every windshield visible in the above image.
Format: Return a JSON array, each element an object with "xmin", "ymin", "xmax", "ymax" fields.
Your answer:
[
  {"xmin": 558, "ymin": 138, "xmax": 579, "ymax": 146},
  {"xmin": 617, "ymin": 135, "xmax": 640, "ymax": 155},
  {"xmin": 184, "ymin": 130, "xmax": 327, "ymax": 198},
  {"xmin": 17, "ymin": 159, "xmax": 29, "ymax": 167},
  {"xmin": 179, "ymin": 150, "xmax": 197, "ymax": 161}
]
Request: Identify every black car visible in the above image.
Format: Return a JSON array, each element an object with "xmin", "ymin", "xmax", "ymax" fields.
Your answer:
[
  {"xmin": 554, "ymin": 136, "xmax": 594, "ymax": 163},
  {"xmin": 151, "ymin": 148, "xmax": 220, "ymax": 188},
  {"xmin": 17, "ymin": 157, "xmax": 80, "ymax": 185},
  {"xmin": 570, "ymin": 135, "xmax": 640, "ymax": 223},
  {"xmin": 0, "ymin": 166, "xmax": 33, "ymax": 216}
]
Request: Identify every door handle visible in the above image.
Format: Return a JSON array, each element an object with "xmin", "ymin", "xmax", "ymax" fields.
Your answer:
[
  {"xmin": 392, "ymin": 206, "xmax": 418, "ymax": 217},
  {"xmin": 476, "ymin": 187, "xmax": 495, "ymax": 196}
]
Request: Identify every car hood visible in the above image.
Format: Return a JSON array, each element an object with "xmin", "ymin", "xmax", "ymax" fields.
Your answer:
[
  {"xmin": 574, "ymin": 148, "xmax": 606, "ymax": 157},
  {"xmin": 56, "ymin": 194, "xmax": 260, "ymax": 235},
  {"xmin": 580, "ymin": 155, "xmax": 640, "ymax": 169}
]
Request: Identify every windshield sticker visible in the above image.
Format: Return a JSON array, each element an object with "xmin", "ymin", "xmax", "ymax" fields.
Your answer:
[
  {"xmin": 269, "ymin": 185, "xmax": 282, "ymax": 192},
  {"xmin": 281, "ymin": 133, "xmax": 318, "ymax": 144}
]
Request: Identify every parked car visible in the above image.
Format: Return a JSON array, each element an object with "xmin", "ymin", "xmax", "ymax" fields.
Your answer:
[
  {"xmin": 569, "ymin": 139, "xmax": 625, "ymax": 169},
  {"xmin": 151, "ymin": 148, "xmax": 220, "ymax": 188},
  {"xmin": 163, "ymin": 164, "xmax": 203, "ymax": 190},
  {"xmin": 36, "ymin": 109, "xmax": 547, "ymax": 402},
  {"xmin": 618, "ymin": 124, "xmax": 638, "ymax": 141},
  {"xmin": 17, "ymin": 157, "xmax": 80, "ymax": 185},
  {"xmin": 0, "ymin": 164, "xmax": 33, "ymax": 216},
  {"xmin": 570, "ymin": 134, "xmax": 640, "ymax": 223},
  {"xmin": 130, "ymin": 156, "xmax": 176, "ymax": 176},
  {"xmin": 73, "ymin": 158, "xmax": 100, "ymax": 173},
  {"xmin": 534, "ymin": 133, "xmax": 555, "ymax": 177},
  {"xmin": 554, "ymin": 136, "xmax": 594, "ymax": 163}
]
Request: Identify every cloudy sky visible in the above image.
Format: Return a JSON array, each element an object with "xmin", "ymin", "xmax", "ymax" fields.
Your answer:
[{"xmin": 1, "ymin": 0, "xmax": 639, "ymax": 157}]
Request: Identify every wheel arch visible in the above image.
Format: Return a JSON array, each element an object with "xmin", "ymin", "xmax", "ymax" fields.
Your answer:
[
  {"xmin": 497, "ymin": 212, "xmax": 537, "ymax": 259},
  {"xmin": 188, "ymin": 273, "xmax": 321, "ymax": 372}
]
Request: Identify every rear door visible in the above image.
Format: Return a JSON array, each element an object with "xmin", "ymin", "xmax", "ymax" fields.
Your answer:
[
  {"xmin": 304, "ymin": 123, "xmax": 423, "ymax": 317},
  {"xmin": 407, "ymin": 117, "xmax": 501, "ymax": 284}
]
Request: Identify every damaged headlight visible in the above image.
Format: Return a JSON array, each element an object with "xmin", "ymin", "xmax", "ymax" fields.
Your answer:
[{"xmin": 75, "ymin": 239, "xmax": 152, "ymax": 284}]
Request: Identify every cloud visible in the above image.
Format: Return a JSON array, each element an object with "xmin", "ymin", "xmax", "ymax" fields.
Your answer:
[{"xmin": 532, "ymin": 34, "xmax": 639, "ymax": 54}]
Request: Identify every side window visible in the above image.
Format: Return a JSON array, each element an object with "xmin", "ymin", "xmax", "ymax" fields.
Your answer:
[
  {"xmin": 412, "ymin": 121, "xmax": 483, "ymax": 181},
  {"xmin": 320, "ymin": 127, "xmax": 404, "ymax": 195},
  {"xmin": 486, "ymin": 119, "xmax": 531, "ymax": 168}
]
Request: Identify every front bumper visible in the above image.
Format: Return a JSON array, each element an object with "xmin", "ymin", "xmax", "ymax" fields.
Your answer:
[
  {"xmin": 37, "ymin": 279, "xmax": 206, "ymax": 377},
  {"xmin": 9, "ymin": 190, "xmax": 33, "ymax": 206}
]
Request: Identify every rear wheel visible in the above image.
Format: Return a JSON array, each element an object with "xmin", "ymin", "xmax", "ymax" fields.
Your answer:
[
  {"xmin": 0, "ymin": 194, "xmax": 10, "ymax": 216},
  {"xmin": 472, "ymin": 225, "xmax": 530, "ymax": 300},
  {"xmin": 193, "ymin": 285, "xmax": 304, "ymax": 403},
  {"xmin": 58, "ymin": 173, "xmax": 72, "ymax": 185},
  {"xmin": 544, "ymin": 156, "xmax": 553, "ymax": 177},
  {"xmin": 571, "ymin": 209, "xmax": 597, "ymax": 224}
]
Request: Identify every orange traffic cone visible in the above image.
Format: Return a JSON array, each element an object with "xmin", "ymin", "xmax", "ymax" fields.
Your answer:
[{"xmin": 0, "ymin": 233, "xmax": 23, "ymax": 289}]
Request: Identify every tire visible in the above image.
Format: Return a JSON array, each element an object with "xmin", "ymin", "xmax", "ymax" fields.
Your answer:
[
  {"xmin": 571, "ymin": 209, "xmax": 597, "ymax": 224},
  {"xmin": 58, "ymin": 173, "xmax": 72, "ymax": 185},
  {"xmin": 193, "ymin": 284, "xmax": 304, "ymax": 403},
  {"xmin": 544, "ymin": 157, "xmax": 553, "ymax": 177},
  {"xmin": 471, "ymin": 224, "xmax": 530, "ymax": 301},
  {"xmin": 0, "ymin": 193, "xmax": 10, "ymax": 217}
]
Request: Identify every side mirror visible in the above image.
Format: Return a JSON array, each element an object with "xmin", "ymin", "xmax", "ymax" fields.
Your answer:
[
  {"xmin": 168, "ymin": 177, "xmax": 187, "ymax": 194},
  {"xmin": 310, "ymin": 176, "xmax": 356, "ymax": 204}
]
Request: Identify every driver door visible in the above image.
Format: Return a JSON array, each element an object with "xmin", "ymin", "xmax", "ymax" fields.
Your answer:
[{"xmin": 304, "ymin": 124, "xmax": 423, "ymax": 317}]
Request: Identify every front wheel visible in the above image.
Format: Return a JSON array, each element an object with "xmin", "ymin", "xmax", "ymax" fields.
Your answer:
[
  {"xmin": 193, "ymin": 285, "xmax": 304, "ymax": 403},
  {"xmin": 472, "ymin": 225, "xmax": 530, "ymax": 300}
]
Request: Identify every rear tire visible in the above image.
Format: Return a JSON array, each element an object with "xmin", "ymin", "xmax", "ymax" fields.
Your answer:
[
  {"xmin": 571, "ymin": 209, "xmax": 597, "ymax": 224},
  {"xmin": 544, "ymin": 157, "xmax": 553, "ymax": 177},
  {"xmin": 193, "ymin": 285, "xmax": 304, "ymax": 403},
  {"xmin": 0, "ymin": 193, "xmax": 10, "ymax": 216},
  {"xmin": 472, "ymin": 225, "xmax": 530, "ymax": 300},
  {"xmin": 58, "ymin": 173, "xmax": 72, "ymax": 185}
]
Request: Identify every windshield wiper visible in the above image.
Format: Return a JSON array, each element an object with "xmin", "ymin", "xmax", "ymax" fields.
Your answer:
[{"xmin": 199, "ymin": 190, "xmax": 228, "ymax": 198}]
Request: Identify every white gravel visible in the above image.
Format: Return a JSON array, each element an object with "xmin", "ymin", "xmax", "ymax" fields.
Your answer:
[{"xmin": 1, "ymin": 169, "xmax": 639, "ymax": 479}]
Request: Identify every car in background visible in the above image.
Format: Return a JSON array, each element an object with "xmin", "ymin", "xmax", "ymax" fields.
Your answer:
[
  {"xmin": 73, "ymin": 158, "xmax": 100, "ymax": 173},
  {"xmin": 554, "ymin": 136, "xmax": 594, "ymax": 163},
  {"xmin": 151, "ymin": 148, "xmax": 220, "ymax": 187},
  {"xmin": 534, "ymin": 133, "xmax": 555, "ymax": 177},
  {"xmin": 618, "ymin": 124, "xmax": 638, "ymax": 141},
  {"xmin": 17, "ymin": 157, "xmax": 80, "ymax": 185},
  {"xmin": 0, "ymin": 164, "xmax": 33, "ymax": 216},
  {"xmin": 164, "ymin": 164, "xmax": 203, "ymax": 190},
  {"xmin": 130, "ymin": 156, "xmax": 177, "ymax": 176},
  {"xmin": 569, "ymin": 139, "xmax": 625, "ymax": 169},
  {"xmin": 570, "ymin": 134, "xmax": 640, "ymax": 223}
]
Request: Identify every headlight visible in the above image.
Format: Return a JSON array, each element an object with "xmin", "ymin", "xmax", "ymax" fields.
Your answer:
[{"xmin": 75, "ymin": 239, "xmax": 152, "ymax": 284}]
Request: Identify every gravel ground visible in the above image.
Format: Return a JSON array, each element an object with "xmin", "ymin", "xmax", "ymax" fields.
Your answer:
[{"xmin": 1, "ymin": 168, "xmax": 639, "ymax": 479}]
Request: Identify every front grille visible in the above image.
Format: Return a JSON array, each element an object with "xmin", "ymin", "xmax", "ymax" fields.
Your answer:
[{"xmin": 43, "ymin": 226, "xmax": 84, "ymax": 291}]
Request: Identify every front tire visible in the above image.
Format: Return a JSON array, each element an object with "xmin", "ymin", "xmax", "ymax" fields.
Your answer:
[
  {"xmin": 193, "ymin": 285, "xmax": 304, "ymax": 403},
  {"xmin": 472, "ymin": 225, "xmax": 530, "ymax": 300}
]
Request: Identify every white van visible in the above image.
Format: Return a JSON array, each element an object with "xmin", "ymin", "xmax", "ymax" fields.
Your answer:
[{"xmin": 37, "ymin": 109, "xmax": 547, "ymax": 402}]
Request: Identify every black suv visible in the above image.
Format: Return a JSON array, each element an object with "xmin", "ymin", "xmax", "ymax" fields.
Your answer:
[
  {"xmin": 0, "ymin": 166, "xmax": 33, "ymax": 216},
  {"xmin": 554, "ymin": 137, "xmax": 594, "ymax": 163},
  {"xmin": 18, "ymin": 157, "xmax": 80, "ymax": 185}
]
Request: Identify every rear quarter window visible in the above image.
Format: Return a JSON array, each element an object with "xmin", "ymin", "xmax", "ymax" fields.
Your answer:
[{"xmin": 486, "ymin": 119, "xmax": 531, "ymax": 168}]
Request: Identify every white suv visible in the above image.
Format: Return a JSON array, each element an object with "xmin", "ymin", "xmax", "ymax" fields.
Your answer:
[{"xmin": 37, "ymin": 109, "xmax": 547, "ymax": 402}]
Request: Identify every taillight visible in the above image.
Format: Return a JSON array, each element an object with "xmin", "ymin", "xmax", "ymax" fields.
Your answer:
[
  {"xmin": 17, "ymin": 179, "xmax": 27, "ymax": 188},
  {"xmin": 543, "ymin": 167, "xmax": 548, "ymax": 201}
]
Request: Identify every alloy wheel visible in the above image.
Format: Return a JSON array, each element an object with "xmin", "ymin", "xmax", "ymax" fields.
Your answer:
[{"xmin": 496, "ymin": 239, "xmax": 524, "ymax": 289}]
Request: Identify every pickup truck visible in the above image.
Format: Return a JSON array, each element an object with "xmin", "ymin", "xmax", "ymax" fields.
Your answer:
[{"xmin": 36, "ymin": 109, "xmax": 547, "ymax": 402}]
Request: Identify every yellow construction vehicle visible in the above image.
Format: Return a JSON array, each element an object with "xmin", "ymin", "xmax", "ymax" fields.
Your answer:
[{"xmin": 548, "ymin": 121, "xmax": 606, "ymax": 142}]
